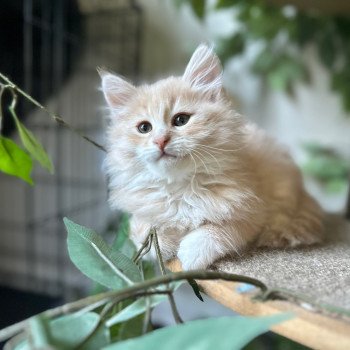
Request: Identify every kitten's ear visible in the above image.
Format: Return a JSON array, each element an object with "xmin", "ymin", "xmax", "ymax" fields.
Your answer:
[
  {"xmin": 98, "ymin": 68, "xmax": 136, "ymax": 109},
  {"xmin": 182, "ymin": 44, "xmax": 223, "ymax": 97}
]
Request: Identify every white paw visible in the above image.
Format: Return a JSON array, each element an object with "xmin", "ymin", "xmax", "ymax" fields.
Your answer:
[{"xmin": 177, "ymin": 228, "xmax": 222, "ymax": 270}]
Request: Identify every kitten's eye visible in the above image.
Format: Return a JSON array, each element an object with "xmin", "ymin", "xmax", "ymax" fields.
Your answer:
[
  {"xmin": 172, "ymin": 113, "xmax": 191, "ymax": 127},
  {"xmin": 137, "ymin": 121, "xmax": 152, "ymax": 134}
]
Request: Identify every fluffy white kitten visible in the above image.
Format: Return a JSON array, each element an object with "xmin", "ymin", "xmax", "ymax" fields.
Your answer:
[{"xmin": 100, "ymin": 44, "xmax": 324, "ymax": 270}]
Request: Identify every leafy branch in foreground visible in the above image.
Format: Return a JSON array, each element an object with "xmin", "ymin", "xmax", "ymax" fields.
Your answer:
[
  {"xmin": 0, "ymin": 216, "xmax": 292, "ymax": 349},
  {"xmin": 0, "ymin": 72, "xmax": 106, "ymax": 185}
]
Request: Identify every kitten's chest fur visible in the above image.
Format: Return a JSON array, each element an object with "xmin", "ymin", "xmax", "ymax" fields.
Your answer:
[{"xmin": 112, "ymin": 167, "xmax": 254, "ymax": 232}]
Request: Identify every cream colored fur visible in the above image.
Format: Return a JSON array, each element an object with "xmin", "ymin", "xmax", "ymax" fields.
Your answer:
[{"xmin": 100, "ymin": 44, "xmax": 324, "ymax": 270}]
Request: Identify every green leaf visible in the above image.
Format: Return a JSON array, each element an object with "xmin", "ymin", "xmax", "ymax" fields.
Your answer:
[
  {"xmin": 189, "ymin": 0, "xmax": 205, "ymax": 19},
  {"xmin": 107, "ymin": 295, "xmax": 167, "ymax": 327},
  {"xmin": 216, "ymin": 0, "xmax": 242, "ymax": 9},
  {"xmin": 0, "ymin": 136, "xmax": 33, "ymax": 184},
  {"xmin": 267, "ymin": 57, "xmax": 306, "ymax": 91},
  {"xmin": 217, "ymin": 32, "xmax": 245, "ymax": 63},
  {"xmin": 173, "ymin": 0, "xmax": 187, "ymax": 9},
  {"xmin": 106, "ymin": 281, "xmax": 184, "ymax": 327},
  {"xmin": 28, "ymin": 316, "xmax": 52, "ymax": 348},
  {"xmin": 295, "ymin": 15, "xmax": 319, "ymax": 47},
  {"xmin": 112, "ymin": 214, "xmax": 136, "ymax": 259},
  {"xmin": 103, "ymin": 314, "xmax": 293, "ymax": 350},
  {"xmin": 111, "ymin": 313, "xmax": 147, "ymax": 342},
  {"xmin": 142, "ymin": 260, "xmax": 156, "ymax": 280},
  {"xmin": 317, "ymin": 25, "xmax": 337, "ymax": 69},
  {"xmin": 12, "ymin": 115, "xmax": 54, "ymax": 173},
  {"xmin": 13, "ymin": 313, "xmax": 109, "ymax": 350},
  {"xmin": 64, "ymin": 218, "xmax": 142, "ymax": 289},
  {"xmin": 252, "ymin": 47, "xmax": 278, "ymax": 74}
]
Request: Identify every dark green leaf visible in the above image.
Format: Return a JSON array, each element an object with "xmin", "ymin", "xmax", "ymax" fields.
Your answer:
[
  {"xmin": 103, "ymin": 314, "xmax": 293, "ymax": 350},
  {"xmin": 252, "ymin": 47, "xmax": 278, "ymax": 74},
  {"xmin": 294, "ymin": 15, "xmax": 319, "ymax": 47},
  {"xmin": 12, "ymin": 114, "xmax": 54, "ymax": 173},
  {"xmin": 0, "ymin": 136, "xmax": 33, "ymax": 184},
  {"xmin": 216, "ymin": 0, "xmax": 241, "ymax": 9},
  {"xmin": 317, "ymin": 26, "xmax": 337, "ymax": 69},
  {"xmin": 142, "ymin": 260, "xmax": 156, "ymax": 280},
  {"xmin": 331, "ymin": 69, "xmax": 350, "ymax": 112},
  {"xmin": 64, "ymin": 218, "xmax": 142, "ymax": 289},
  {"xmin": 187, "ymin": 279, "xmax": 204, "ymax": 302},
  {"xmin": 217, "ymin": 32, "xmax": 245, "ymax": 63},
  {"xmin": 110, "ymin": 314, "xmax": 146, "ymax": 342},
  {"xmin": 189, "ymin": 0, "xmax": 205, "ymax": 19}
]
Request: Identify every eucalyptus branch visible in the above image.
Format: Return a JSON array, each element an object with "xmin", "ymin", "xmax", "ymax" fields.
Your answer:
[
  {"xmin": 0, "ymin": 72, "xmax": 106, "ymax": 152},
  {"xmin": 75, "ymin": 289, "xmax": 172, "ymax": 350},
  {"xmin": 133, "ymin": 230, "xmax": 153, "ymax": 264},
  {"xmin": 153, "ymin": 229, "xmax": 183, "ymax": 324},
  {"xmin": 0, "ymin": 270, "xmax": 267, "ymax": 342}
]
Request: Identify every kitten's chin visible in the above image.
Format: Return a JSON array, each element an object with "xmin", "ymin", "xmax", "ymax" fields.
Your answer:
[{"xmin": 146, "ymin": 154, "xmax": 192, "ymax": 181}]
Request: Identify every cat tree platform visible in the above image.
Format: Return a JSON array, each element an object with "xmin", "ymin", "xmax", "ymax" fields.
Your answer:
[{"xmin": 168, "ymin": 214, "xmax": 350, "ymax": 349}]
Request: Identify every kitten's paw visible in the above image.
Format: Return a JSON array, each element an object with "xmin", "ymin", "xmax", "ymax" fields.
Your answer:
[
  {"xmin": 256, "ymin": 228, "xmax": 322, "ymax": 248},
  {"xmin": 177, "ymin": 228, "xmax": 223, "ymax": 270}
]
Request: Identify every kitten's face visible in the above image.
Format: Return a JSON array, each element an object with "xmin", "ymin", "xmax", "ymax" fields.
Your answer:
[{"xmin": 101, "ymin": 45, "xmax": 240, "ymax": 181}]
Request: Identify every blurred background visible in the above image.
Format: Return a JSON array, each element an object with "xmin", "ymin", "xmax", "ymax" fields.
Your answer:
[{"xmin": 0, "ymin": 0, "xmax": 349, "ymax": 348}]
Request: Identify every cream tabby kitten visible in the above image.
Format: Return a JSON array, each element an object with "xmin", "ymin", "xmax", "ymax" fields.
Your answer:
[{"xmin": 100, "ymin": 44, "xmax": 324, "ymax": 270}]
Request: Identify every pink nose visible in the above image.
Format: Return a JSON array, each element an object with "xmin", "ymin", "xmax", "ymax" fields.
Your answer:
[{"xmin": 153, "ymin": 136, "xmax": 170, "ymax": 151}]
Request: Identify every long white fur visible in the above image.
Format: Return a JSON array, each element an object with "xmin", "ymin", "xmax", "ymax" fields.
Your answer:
[{"xmin": 101, "ymin": 44, "xmax": 324, "ymax": 270}]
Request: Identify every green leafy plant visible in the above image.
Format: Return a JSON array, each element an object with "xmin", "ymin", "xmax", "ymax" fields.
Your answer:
[
  {"xmin": 0, "ymin": 82, "xmax": 53, "ymax": 184},
  {"xmin": 0, "ymin": 73, "xmax": 106, "ymax": 185},
  {"xmin": 178, "ymin": 0, "xmax": 350, "ymax": 112},
  {"xmin": 302, "ymin": 142, "xmax": 350, "ymax": 193},
  {"xmin": 0, "ymin": 216, "xmax": 293, "ymax": 349}
]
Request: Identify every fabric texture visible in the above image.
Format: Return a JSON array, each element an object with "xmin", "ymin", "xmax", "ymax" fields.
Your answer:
[{"xmin": 215, "ymin": 214, "xmax": 350, "ymax": 314}]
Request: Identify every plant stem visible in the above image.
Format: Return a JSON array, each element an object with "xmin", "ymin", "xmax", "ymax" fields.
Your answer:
[
  {"xmin": 75, "ymin": 290, "xmax": 172, "ymax": 350},
  {"xmin": 0, "ymin": 84, "xmax": 5, "ymax": 134},
  {"xmin": 153, "ymin": 229, "xmax": 183, "ymax": 324},
  {"xmin": 0, "ymin": 270, "xmax": 267, "ymax": 342},
  {"xmin": 0, "ymin": 72, "xmax": 106, "ymax": 152},
  {"xmin": 140, "ymin": 263, "xmax": 152, "ymax": 335},
  {"xmin": 133, "ymin": 230, "xmax": 153, "ymax": 264}
]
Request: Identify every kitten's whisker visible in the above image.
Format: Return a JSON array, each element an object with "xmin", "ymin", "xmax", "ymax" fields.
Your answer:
[
  {"xmin": 196, "ymin": 146, "xmax": 222, "ymax": 172},
  {"xmin": 191, "ymin": 149, "xmax": 212, "ymax": 176},
  {"xmin": 189, "ymin": 154, "xmax": 200, "ymax": 197},
  {"xmin": 198, "ymin": 144, "xmax": 244, "ymax": 153}
]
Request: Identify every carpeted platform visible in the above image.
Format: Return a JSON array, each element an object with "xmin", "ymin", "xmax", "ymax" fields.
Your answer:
[{"xmin": 216, "ymin": 214, "xmax": 350, "ymax": 316}]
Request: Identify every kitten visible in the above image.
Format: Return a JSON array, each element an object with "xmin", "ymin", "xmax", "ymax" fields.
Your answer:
[{"xmin": 100, "ymin": 44, "xmax": 324, "ymax": 270}]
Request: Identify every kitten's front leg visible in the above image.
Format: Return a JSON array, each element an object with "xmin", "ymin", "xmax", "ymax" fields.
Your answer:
[{"xmin": 177, "ymin": 222, "xmax": 252, "ymax": 270}]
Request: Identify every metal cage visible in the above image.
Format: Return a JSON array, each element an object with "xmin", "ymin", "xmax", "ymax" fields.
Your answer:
[{"xmin": 0, "ymin": 0, "xmax": 142, "ymax": 299}]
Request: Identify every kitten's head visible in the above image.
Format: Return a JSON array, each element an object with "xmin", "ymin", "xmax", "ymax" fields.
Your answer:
[{"xmin": 101, "ymin": 44, "xmax": 242, "ymax": 181}]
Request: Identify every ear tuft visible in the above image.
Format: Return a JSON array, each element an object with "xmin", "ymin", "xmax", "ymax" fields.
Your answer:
[
  {"xmin": 100, "ymin": 71, "xmax": 136, "ymax": 109},
  {"xmin": 183, "ymin": 44, "xmax": 223, "ymax": 96}
]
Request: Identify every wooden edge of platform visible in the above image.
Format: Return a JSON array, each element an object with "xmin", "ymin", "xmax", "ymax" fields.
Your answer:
[{"xmin": 168, "ymin": 259, "xmax": 350, "ymax": 350}]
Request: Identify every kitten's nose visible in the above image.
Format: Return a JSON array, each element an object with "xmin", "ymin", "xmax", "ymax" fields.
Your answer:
[{"xmin": 153, "ymin": 135, "xmax": 170, "ymax": 151}]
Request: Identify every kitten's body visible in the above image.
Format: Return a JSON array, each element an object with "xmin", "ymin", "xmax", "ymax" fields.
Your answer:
[{"xmin": 101, "ymin": 45, "xmax": 323, "ymax": 270}]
